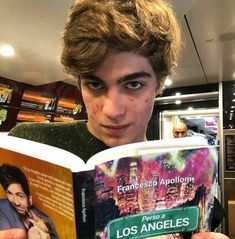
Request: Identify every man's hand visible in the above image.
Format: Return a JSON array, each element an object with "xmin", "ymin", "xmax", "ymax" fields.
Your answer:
[
  {"xmin": 28, "ymin": 226, "xmax": 51, "ymax": 239},
  {"xmin": 0, "ymin": 229, "xmax": 27, "ymax": 239},
  {"xmin": 192, "ymin": 232, "xmax": 229, "ymax": 239}
]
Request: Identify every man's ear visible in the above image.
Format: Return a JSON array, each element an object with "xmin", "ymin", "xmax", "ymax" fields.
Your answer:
[
  {"xmin": 29, "ymin": 195, "xmax": 33, "ymax": 206},
  {"xmin": 155, "ymin": 81, "xmax": 165, "ymax": 98}
]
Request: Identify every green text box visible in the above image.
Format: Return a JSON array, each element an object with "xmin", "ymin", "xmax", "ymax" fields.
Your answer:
[{"xmin": 107, "ymin": 206, "xmax": 199, "ymax": 239}]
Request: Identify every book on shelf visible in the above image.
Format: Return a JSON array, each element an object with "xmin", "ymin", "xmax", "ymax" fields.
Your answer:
[{"xmin": 0, "ymin": 135, "xmax": 219, "ymax": 239}]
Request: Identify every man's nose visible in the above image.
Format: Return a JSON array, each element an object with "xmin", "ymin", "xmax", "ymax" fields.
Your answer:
[
  {"xmin": 12, "ymin": 196, "xmax": 20, "ymax": 206},
  {"xmin": 102, "ymin": 91, "xmax": 125, "ymax": 121}
]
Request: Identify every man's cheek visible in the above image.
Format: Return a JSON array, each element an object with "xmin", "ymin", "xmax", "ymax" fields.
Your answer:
[
  {"xmin": 87, "ymin": 103, "xmax": 101, "ymax": 118},
  {"xmin": 144, "ymin": 98, "xmax": 154, "ymax": 111}
]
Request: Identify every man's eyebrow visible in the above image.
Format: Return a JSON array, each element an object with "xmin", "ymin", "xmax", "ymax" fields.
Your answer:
[
  {"xmin": 83, "ymin": 72, "xmax": 152, "ymax": 82},
  {"xmin": 16, "ymin": 192, "xmax": 25, "ymax": 196},
  {"xmin": 6, "ymin": 189, "xmax": 13, "ymax": 194},
  {"xmin": 121, "ymin": 72, "xmax": 152, "ymax": 82},
  {"xmin": 82, "ymin": 75, "xmax": 102, "ymax": 81}
]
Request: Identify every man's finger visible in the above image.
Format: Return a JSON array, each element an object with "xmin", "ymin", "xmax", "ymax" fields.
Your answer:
[
  {"xmin": 0, "ymin": 229, "xmax": 27, "ymax": 239},
  {"xmin": 192, "ymin": 232, "xmax": 229, "ymax": 239}
]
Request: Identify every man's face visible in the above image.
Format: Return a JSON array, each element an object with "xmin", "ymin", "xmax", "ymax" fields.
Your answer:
[
  {"xmin": 173, "ymin": 125, "xmax": 188, "ymax": 138},
  {"xmin": 81, "ymin": 51, "xmax": 161, "ymax": 147},
  {"xmin": 6, "ymin": 183, "xmax": 31, "ymax": 215}
]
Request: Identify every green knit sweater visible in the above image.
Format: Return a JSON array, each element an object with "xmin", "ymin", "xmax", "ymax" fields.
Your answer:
[{"xmin": 8, "ymin": 121, "xmax": 108, "ymax": 163}]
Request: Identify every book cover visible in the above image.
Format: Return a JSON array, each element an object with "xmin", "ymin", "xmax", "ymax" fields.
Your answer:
[
  {"xmin": 0, "ymin": 147, "xmax": 77, "ymax": 238},
  {"xmin": 94, "ymin": 147, "xmax": 218, "ymax": 239}
]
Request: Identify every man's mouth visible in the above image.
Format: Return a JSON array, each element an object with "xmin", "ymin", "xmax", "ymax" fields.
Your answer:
[
  {"xmin": 15, "ymin": 207, "xmax": 25, "ymax": 214},
  {"xmin": 102, "ymin": 124, "xmax": 130, "ymax": 135}
]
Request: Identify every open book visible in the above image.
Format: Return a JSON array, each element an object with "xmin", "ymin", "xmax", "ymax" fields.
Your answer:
[{"xmin": 0, "ymin": 135, "xmax": 219, "ymax": 239}]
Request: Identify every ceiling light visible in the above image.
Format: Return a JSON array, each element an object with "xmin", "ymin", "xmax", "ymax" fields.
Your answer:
[
  {"xmin": 187, "ymin": 107, "xmax": 193, "ymax": 111},
  {"xmin": 0, "ymin": 44, "xmax": 15, "ymax": 57},
  {"xmin": 175, "ymin": 100, "xmax": 181, "ymax": 105},
  {"xmin": 175, "ymin": 92, "xmax": 181, "ymax": 96},
  {"xmin": 233, "ymin": 72, "xmax": 235, "ymax": 78},
  {"xmin": 231, "ymin": 106, "xmax": 235, "ymax": 109},
  {"xmin": 164, "ymin": 78, "xmax": 172, "ymax": 86}
]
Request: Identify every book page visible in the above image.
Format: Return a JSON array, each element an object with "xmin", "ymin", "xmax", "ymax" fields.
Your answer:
[
  {"xmin": 0, "ymin": 135, "xmax": 86, "ymax": 172},
  {"xmin": 86, "ymin": 137, "xmax": 208, "ymax": 170},
  {"xmin": 0, "ymin": 147, "xmax": 77, "ymax": 238}
]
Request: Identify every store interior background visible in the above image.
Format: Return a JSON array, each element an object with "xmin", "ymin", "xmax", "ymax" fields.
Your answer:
[{"xmin": 0, "ymin": 0, "xmax": 235, "ymax": 236}]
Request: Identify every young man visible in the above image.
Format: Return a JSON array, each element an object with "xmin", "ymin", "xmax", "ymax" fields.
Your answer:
[
  {"xmin": 173, "ymin": 122, "xmax": 188, "ymax": 138},
  {"xmin": 0, "ymin": 164, "xmax": 58, "ymax": 239},
  {"xmin": 8, "ymin": 0, "xmax": 227, "ymax": 238},
  {"xmin": 9, "ymin": 0, "xmax": 181, "ymax": 162}
]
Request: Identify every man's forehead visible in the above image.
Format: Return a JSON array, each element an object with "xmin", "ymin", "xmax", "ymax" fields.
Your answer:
[
  {"xmin": 7, "ymin": 183, "xmax": 24, "ymax": 191},
  {"xmin": 91, "ymin": 51, "xmax": 156, "ymax": 76},
  {"xmin": 175, "ymin": 129, "xmax": 187, "ymax": 132}
]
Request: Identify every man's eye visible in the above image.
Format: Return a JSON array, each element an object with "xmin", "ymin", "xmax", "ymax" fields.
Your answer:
[
  {"xmin": 18, "ymin": 196, "xmax": 25, "ymax": 200},
  {"xmin": 126, "ymin": 81, "xmax": 143, "ymax": 89},
  {"xmin": 16, "ymin": 193, "xmax": 26, "ymax": 199},
  {"xmin": 86, "ymin": 81, "xmax": 103, "ymax": 90}
]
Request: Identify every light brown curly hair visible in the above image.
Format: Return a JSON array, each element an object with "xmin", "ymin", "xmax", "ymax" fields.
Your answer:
[{"xmin": 61, "ymin": 0, "xmax": 181, "ymax": 84}]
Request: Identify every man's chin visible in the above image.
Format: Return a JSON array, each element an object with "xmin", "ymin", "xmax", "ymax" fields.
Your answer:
[
  {"xmin": 103, "ymin": 136, "xmax": 138, "ymax": 148},
  {"xmin": 15, "ymin": 209, "xmax": 27, "ymax": 215},
  {"xmin": 103, "ymin": 140, "xmax": 123, "ymax": 148}
]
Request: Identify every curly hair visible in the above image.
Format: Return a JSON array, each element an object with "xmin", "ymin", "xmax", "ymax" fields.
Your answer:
[{"xmin": 61, "ymin": 0, "xmax": 181, "ymax": 84}]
